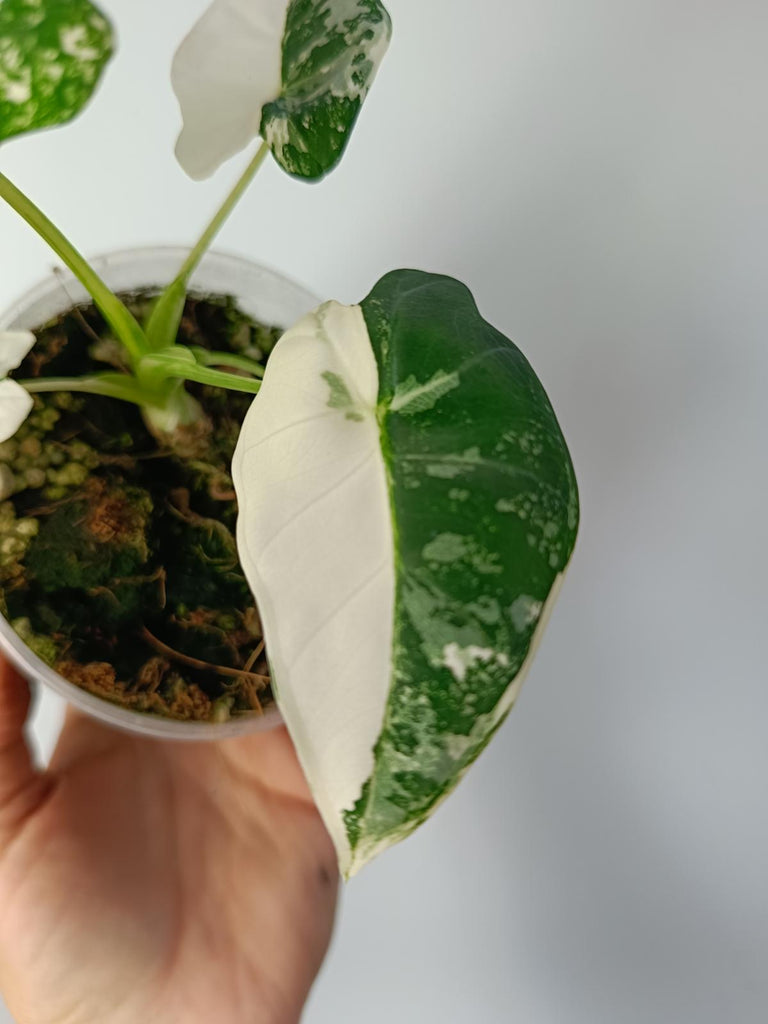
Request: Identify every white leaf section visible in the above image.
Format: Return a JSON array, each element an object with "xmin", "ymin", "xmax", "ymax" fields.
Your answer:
[
  {"xmin": 0, "ymin": 330, "xmax": 35, "ymax": 377},
  {"xmin": 232, "ymin": 302, "xmax": 395, "ymax": 873},
  {"xmin": 0, "ymin": 379, "xmax": 33, "ymax": 443},
  {"xmin": 171, "ymin": 0, "xmax": 288, "ymax": 179}
]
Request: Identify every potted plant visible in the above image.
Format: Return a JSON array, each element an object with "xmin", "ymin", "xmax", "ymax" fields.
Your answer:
[{"xmin": 0, "ymin": 0, "xmax": 579, "ymax": 878}]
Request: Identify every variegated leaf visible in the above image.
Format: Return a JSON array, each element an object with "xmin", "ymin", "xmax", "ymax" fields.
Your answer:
[
  {"xmin": 0, "ymin": 0, "xmax": 113, "ymax": 144},
  {"xmin": 172, "ymin": 0, "xmax": 391, "ymax": 180},
  {"xmin": 232, "ymin": 271, "xmax": 579, "ymax": 877},
  {"xmin": 261, "ymin": 0, "xmax": 392, "ymax": 179}
]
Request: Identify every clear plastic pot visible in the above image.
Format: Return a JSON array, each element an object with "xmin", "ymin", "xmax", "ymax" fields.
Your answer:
[{"xmin": 0, "ymin": 247, "xmax": 319, "ymax": 741}]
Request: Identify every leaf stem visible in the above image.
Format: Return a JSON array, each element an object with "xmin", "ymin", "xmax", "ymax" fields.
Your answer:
[
  {"xmin": 154, "ymin": 360, "xmax": 263, "ymax": 395},
  {"xmin": 177, "ymin": 140, "xmax": 271, "ymax": 286},
  {"xmin": 18, "ymin": 373, "xmax": 148, "ymax": 405},
  {"xmin": 0, "ymin": 173, "xmax": 147, "ymax": 364},
  {"xmin": 145, "ymin": 140, "xmax": 271, "ymax": 349},
  {"xmin": 190, "ymin": 347, "xmax": 265, "ymax": 378}
]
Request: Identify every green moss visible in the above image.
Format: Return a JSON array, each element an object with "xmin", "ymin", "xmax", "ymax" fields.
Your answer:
[
  {"xmin": 0, "ymin": 502, "xmax": 39, "ymax": 582},
  {"xmin": 26, "ymin": 480, "xmax": 152, "ymax": 592},
  {"xmin": 1, "ymin": 291, "xmax": 276, "ymax": 722},
  {"xmin": 10, "ymin": 617, "xmax": 57, "ymax": 666}
]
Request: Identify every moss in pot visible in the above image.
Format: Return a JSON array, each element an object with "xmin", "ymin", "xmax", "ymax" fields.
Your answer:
[
  {"xmin": 0, "ymin": 267, "xmax": 299, "ymax": 725},
  {"xmin": 0, "ymin": 0, "xmax": 579, "ymax": 877}
]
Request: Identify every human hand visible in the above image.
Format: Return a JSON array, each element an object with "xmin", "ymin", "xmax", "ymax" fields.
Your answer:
[{"xmin": 0, "ymin": 658, "xmax": 338, "ymax": 1024}]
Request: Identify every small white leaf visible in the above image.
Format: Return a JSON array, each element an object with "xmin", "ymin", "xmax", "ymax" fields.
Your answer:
[
  {"xmin": 0, "ymin": 330, "xmax": 35, "ymax": 377},
  {"xmin": 0, "ymin": 378, "xmax": 34, "ymax": 443},
  {"xmin": 171, "ymin": 0, "xmax": 287, "ymax": 180}
]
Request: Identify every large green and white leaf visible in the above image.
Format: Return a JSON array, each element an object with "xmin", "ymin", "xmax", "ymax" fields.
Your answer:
[
  {"xmin": 233, "ymin": 272, "xmax": 579, "ymax": 878},
  {"xmin": 172, "ymin": 0, "xmax": 391, "ymax": 181},
  {"xmin": 0, "ymin": 0, "xmax": 113, "ymax": 144}
]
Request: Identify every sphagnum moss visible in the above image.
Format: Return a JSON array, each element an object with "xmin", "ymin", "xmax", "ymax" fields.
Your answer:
[{"xmin": 1, "ymin": 291, "xmax": 281, "ymax": 723}]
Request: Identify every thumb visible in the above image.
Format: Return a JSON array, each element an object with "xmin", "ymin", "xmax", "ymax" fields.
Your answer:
[{"xmin": 0, "ymin": 658, "xmax": 48, "ymax": 848}]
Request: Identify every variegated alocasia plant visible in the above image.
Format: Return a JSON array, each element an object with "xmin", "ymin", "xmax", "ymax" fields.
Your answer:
[{"xmin": 0, "ymin": 0, "xmax": 579, "ymax": 877}]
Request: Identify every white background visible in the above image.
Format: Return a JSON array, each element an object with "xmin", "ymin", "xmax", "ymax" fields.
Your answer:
[{"xmin": 2, "ymin": 0, "xmax": 768, "ymax": 1020}]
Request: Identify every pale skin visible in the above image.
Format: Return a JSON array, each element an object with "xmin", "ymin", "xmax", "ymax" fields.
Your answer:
[{"xmin": 0, "ymin": 658, "xmax": 338, "ymax": 1024}]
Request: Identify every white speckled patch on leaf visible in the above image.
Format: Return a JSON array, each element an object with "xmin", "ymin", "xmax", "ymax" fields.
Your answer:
[
  {"xmin": 261, "ymin": 0, "xmax": 392, "ymax": 179},
  {"xmin": 233, "ymin": 271, "xmax": 579, "ymax": 878},
  {"xmin": 0, "ymin": 0, "xmax": 113, "ymax": 143}
]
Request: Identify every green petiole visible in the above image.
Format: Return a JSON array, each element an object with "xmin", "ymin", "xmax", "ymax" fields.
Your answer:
[
  {"xmin": 190, "ymin": 347, "xmax": 265, "ymax": 378},
  {"xmin": 2, "ymin": 140, "xmax": 271, "ymax": 425},
  {"xmin": 19, "ymin": 373, "xmax": 149, "ymax": 405},
  {"xmin": 0, "ymin": 173, "xmax": 147, "ymax": 365},
  {"xmin": 21, "ymin": 351, "xmax": 262, "ymax": 412},
  {"xmin": 138, "ymin": 353, "xmax": 262, "ymax": 395},
  {"xmin": 145, "ymin": 141, "xmax": 271, "ymax": 350}
]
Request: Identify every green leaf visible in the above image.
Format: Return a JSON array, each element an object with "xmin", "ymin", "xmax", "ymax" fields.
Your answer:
[
  {"xmin": 262, "ymin": 0, "xmax": 392, "ymax": 179},
  {"xmin": 0, "ymin": 0, "xmax": 113, "ymax": 144},
  {"xmin": 232, "ymin": 272, "xmax": 579, "ymax": 878}
]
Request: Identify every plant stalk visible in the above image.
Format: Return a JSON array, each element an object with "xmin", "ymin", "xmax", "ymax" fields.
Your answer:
[
  {"xmin": 176, "ymin": 140, "xmax": 271, "ymax": 287},
  {"xmin": 190, "ymin": 347, "xmax": 265, "ymax": 377},
  {"xmin": 0, "ymin": 173, "xmax": 147, "ymax": 364},
  {"xmin": 18, "ymin": 374, "xmax": 148, "ymax": 405},
  {"xmin": 145, "ymin": 140, "xmax": 272, "ymax": 349},
  {"xmin": 144, "ymin": 359, "xmax": 263, "ymax": 395}
]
